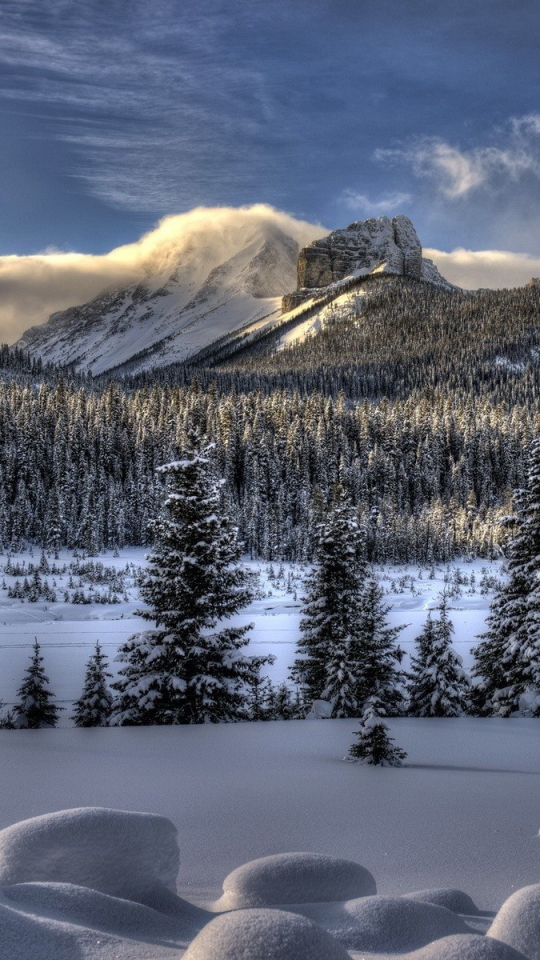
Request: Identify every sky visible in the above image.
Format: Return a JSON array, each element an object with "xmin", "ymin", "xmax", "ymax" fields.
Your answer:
[{"xmin": 1, "ymin": 0, "xmax": 540, "ymax": 338}]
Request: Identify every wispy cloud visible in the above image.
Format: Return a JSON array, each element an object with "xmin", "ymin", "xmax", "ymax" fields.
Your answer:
[
  {"xmin": 0, "ymin": 2, "xmax": 285, "ymax": 212},
  {"xmin": 339, "ymin": 190, "xmax": 412, "ymax": 214},
  {"xmin": 376, "ymin": 115, "xmax": 540, "ymax": 198}
]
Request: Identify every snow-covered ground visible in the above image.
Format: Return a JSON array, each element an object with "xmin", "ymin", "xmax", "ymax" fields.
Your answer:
[
  {"xmin": 0, "ymin": 549, "xmax": 503, "ymax": 716},
  {"xmin": 1, "ymin": 718, "xmax": 540, "ymax": 959},
  {"xmin": 3, "ymin": 550, "xmax": 540, "ymax": 960}
]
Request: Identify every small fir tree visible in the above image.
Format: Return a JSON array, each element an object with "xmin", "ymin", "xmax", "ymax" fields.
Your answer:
[
  {"xmin": 111, "ymin": 437, "xmax": 269, "ymax": 725},
  {"xmin": 408, "ymin": 596, "xmax": 470, "ymax": 716},
  {"xmin": 348, "ymin": 696, "xmax": 407, "ymax": 766},
  {"xmin": 72, "ymin": 642, "xmax": 113, "ymax": 727},
  {"xmin": 13, "ymin": 639, "xmax": 62, "ymax": 728}
]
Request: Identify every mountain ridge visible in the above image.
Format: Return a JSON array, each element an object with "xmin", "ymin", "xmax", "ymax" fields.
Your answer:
[{"xmin": 16, "ymin": 214, "xmax": 457, "ymax": 375}]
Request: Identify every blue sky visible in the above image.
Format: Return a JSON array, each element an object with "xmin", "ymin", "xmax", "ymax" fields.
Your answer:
[{"xmin": 1, "ymin": 0, "xmax": 540, "ymax": 257}]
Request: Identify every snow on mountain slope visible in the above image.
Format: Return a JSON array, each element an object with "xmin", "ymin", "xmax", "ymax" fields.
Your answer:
[
  {"xmin": 15, "ymin": 209, "xmax": 325, "ymax": 376},
  {"xmin": 15, "ymin": 212, "xmax": 458, "ymax": 375}
]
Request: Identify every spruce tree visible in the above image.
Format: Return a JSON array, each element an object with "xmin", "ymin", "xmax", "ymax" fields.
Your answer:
[
  {"xmin": 408, "ymin": 596, "xmax": 470, "ymax": 716},
  {"xmin": 111, "ymin": 438, "xmax": 268, "ymax": 725},
  {"xmin": 348, "ymin": 696, "xmax": 407, "ymax": 766},
  {"xmin": 13, "ymin": 639, "xmax": 62, "ymax": 728},
  {"xmin": 290, "ymin": 488, "xmax": 368, "ymax": 717},
  {"xmin": 472, "ymin": 437, "xmax": 540, "ymax": 716},
  {"xmin": 72, "ymin": 643, "xmax": 113, "ymax": 727}
]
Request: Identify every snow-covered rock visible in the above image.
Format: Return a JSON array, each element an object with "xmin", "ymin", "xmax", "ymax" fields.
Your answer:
[
  {"xmin": 332, "ymin": 895, "xmax": 470, "ymax": 950},
  {"xmin": 216, "ymin": 851, "xmax": 376, "ymax": 909},
  {"xmin": 488, "ymin": 884, "xmax": 540, "ymax": 960},
  {"xmin": 409, "ymin": 934, "xmax": 529, "ymax": 960},
  {"xmin": 404, "ymin": 887, "xmax": 480, "ymax": 915},
  {"xmin": 0, "ymin": 807, "xmax": 180, "ymax": 905},
  {"xmin": 296, "ymin": 215, "xmax": 423, "ymax": 289},
  {"xmin": 305, "ymin": 699, "xmax": 333, "ymax": 719},
  {"xmin": 182, "ymin": 908, "xmax": 351, "ymax": 960}
]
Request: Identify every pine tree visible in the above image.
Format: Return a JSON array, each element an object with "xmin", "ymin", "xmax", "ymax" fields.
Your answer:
[
  {"xmin": 348, "ymin": 696, "xmax": 407, "ymax": 766},
  {"xmin": 72, "ymin": 642, "xmax": 113, "ymax": 727},
  {"xmin": 13, "ymin": 639, "xmax": 62, "ymax": 728},
  {"xmin": 408, "ymin": 596, "xmax": 470, "ymax": 716},
  {"xmin": 290, "ymin": 488, "xmax": 368, "ymax": 717},
  {"xmin": 111, "ymin": 438, "xmax": 269, "ymax": 725},
  {"xmin": 353, "ymin": 579, "xmax": 406, "ymax": 717},
  {"xmin": 472, "ymin": 437, "xmax": 540, "ymax": 716}
]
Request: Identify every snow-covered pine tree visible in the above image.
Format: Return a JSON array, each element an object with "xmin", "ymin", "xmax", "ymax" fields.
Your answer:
[
  {"xmin": 13, "ymin": 638, "xmax": 62, "ymax": 728},
  {"xmin": 407, "ymin": 595, "xmax": 470, "ymax": 716},
  {"xmin": 354, "ymin": 578, "xmax": 406, "ymax": 717},
  {"xmin": 348, "ymin": 695, "xmax": 407, "ymax": 766},
  {"xmin": 290, "ymin": 487, "xmax": 368, "ymax": 717},
  {"xmin": 111, "ymin": 437, "xmax": 269, "ymax": 725},
  {"xmin": 472, "ymin": 437, "xmax": 540, "ymax": 716},
  {"xmin": 72, "ymin": 642, "xmax": 113, "ymax": 727}
]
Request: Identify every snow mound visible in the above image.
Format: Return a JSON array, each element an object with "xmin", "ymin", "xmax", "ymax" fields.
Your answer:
[
  {"xmin": 409, "ymin": 934, "xmax": 529, "ymax": 960},
  {"xmin": 404, "ymin": 888, "xmax": 480, "ymax": 915},
  {"xmin": 335, "ymin": 895, "xmax": 470, "ymax": 951},
  {"xmin": 0, "ymin": 807, "xmax": 179, "ymax": 905},
  {"xmin": 2, "ymin": 881, "xmax": 206, "ymax": 943},
  {"xmin": 182, "ymin": 907, "xmax": 350, "ymax": 960},
  {"xmin": 488, "ymin": 884, "xmax": 540, "ymax": 960},
  {"xmin": 216, "ymin": 851, "xmax": 376, "ymax": 909},
  {"xmin": 0, "ymin": 895, "xmax": 83, "ymax": 960}
]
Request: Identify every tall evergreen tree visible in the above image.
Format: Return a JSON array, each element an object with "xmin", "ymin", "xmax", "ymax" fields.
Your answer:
[
  {"xmin": 408, "ymin": 596, "xmax": 470, "ymax": 717},
  {"xmin": 13, "ymin": 639, "xmax": 62, "ymax": 728},
  {"xmin": 472, "ymin": 437, "xmax": 540, "ymax": 716},
  {"xmin": 111, "ymin": 438, "xmax": 268, "ymax": 725},
  {"xmin": 72, "ymin": 642, "xmax": 113, "ymax": 727},
  {"xmin": 290, "ymin": 488, "xmax": 368, "ymax": 717}
]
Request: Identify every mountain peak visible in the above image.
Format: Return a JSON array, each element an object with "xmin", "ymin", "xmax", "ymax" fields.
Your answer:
[{"xmin": 282, "ymin": 215, "xmax": 453, "ymax": 312}]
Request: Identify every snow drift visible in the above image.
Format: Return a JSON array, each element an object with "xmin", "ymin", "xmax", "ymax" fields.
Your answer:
[{"xmin": 0, "ymin": 804, "xmax": 539, "ymax": 960}]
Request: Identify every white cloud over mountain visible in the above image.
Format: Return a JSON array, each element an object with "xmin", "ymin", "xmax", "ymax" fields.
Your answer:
[
  {"xmin": 0, "ymin": 205, "xmax": 323, "ymax": 344},
  {"xmin": 1, "ymin": 204, "xmax": 539, "ymax": 347}
]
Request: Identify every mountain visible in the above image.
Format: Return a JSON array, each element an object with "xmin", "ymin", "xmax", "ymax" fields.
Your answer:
[
  {"xmin": 16, "ymin": 214, "xmax": 455, "ymax": 375},
  {"xmin": 15, "ymin": 222, "xmax": 306, "ymax": 376}
]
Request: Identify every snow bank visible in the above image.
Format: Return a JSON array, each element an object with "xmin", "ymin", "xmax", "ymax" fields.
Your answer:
[
  {"xmin": 0, "ymin": 895, "xmax": 83, "ymax": 960},
  {"xmin": 216, "ymin": 851, "xmax": 376, "ymax": 909},
  {"xmin": 1, "ymin": 881, "xmax": 205, "ymax": 942},
  {"xmin": 182, "ymin": 907, "xmax": 351, "ymax": 960},
  {"xmin": 335, "ymin": 895, "xmax": 470, "ymax": 950},
  {"xmin": 409, "ymin": 934, "xmax": 529, "ymax": 960},
  {"xmin": 404, "ymin": 887, "xmax": 480, "ymax": 914},
  {"xmin": 488, "ymin": 884, "xmax": 540, "ymax": 960},
  {"xmin": 0, "ymin": 807, "xmax": 180, "ymax": 905}
]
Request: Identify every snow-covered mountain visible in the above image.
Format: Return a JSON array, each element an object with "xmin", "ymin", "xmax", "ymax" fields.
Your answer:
[
  {"xmin": 16, "ymin": 214, "xmax": 456, "ymax": 375},
  {"xmin": 15, "ymin": 219, "xmax": 317, "ymax": 376}
]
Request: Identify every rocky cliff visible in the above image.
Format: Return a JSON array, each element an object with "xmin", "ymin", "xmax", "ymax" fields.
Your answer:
[{"xmin": 282, "ymin": 215, "xmax": 451, "ymax": 312}]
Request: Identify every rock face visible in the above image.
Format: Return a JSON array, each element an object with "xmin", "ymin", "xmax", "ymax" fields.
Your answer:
[
  {"xmin": 281, "ymin": 215, "xmax": 456, "ymax": 313},
  {"xmin": 297, "ymin": 215, "xmax": 422, "ymax": 290}
]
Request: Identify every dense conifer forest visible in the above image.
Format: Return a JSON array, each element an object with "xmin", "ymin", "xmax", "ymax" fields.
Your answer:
[{"xmin": 1, "ymin": 275, "xmax": 540, "ymax": 563}]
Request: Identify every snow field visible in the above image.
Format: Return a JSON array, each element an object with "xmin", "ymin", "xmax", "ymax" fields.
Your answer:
[{"xmin": 0, "ymin": 549, "xmax": 502, "ymax": 717}]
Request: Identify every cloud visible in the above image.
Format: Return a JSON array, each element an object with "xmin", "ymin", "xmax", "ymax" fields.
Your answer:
[
  {"xmin": 425, "ymin": 247, "xmax": 540, "ymax": 289},
  {"xmin": 376, "ymin": 114, "xmax": 540, "ymax": 198},
  {"xmin": 339, "ymin": 190, "xmax": 412, "ymax": 213},
  {"xmin": 0, "ymin": 205, "xmax": 325, "ymax": 344}
]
